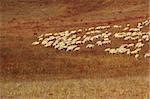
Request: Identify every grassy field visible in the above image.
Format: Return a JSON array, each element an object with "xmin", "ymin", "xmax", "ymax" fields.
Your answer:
[{"xmin": 0, "ymin": 0, "xmax": 150, "ymax": 98}]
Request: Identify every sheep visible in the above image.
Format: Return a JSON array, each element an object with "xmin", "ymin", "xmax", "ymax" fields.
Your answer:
[
  {"xmin": 127, "ymin": 43, "xmax": 134, "ymax": 48},
  {"xmin": 66, "ymin": 45, "xmax": 77, "ymax": 51},
  {"xmin": 70, "ymin": 30, "xmax": 77, "ymax": 34},
  {"xmin": 144, "ymin": 52, "xmax": 150, "ymax": 58},
  {"xmin": 123, "ymin": 27, "xmax": 129, "ymax": 31},
  {"xmin": 107, "ymin": 32, "xmax": 112, "ymax": 36},
  {"xmin": 86, "ymin": 44, "xmax": 94, "ymax": 48},
  {"xmin": 88, "ymin": 27, "xmax": 95, "ymax": 31},
  {"xmin": 126, "ymin": 32, "xmax": 132, "ymax": 36},
  {"xmin": 76, "ymin": 41, "xmax": 82, "ymax": 44},
  {"xmin": 44, "ymin": 41, "xmax": 54, "ymax": 47},
  {"xmin": 58, "ymin": 46, "xmax": 64, "ymax": 50},
  {"xmin": 124, "ymin": 36, "xmax": 131, "ymax": 40},
  {"xmin": 131, "ymin": 32, "xmax": 138, "ymax": 36},
  {"xmin": 109, "ymin": 49, "xmax": 117, "ymax": 54},
  {"xmin": 41, "ymin": 39, "xmax": 49, "ymax": 45},
  {"xmin": 145, "ymin": 38, "xmax": 149, "ymax": 42},
  {"xmin": 71, "ymin": 39, "xmax": 78, "ymax": 45},
  {"xmin": 90, "ymin": 31, "xmax": 95, "ymax": 34},
  {"xmin": 76, "ymin": 37, "xmax": 81, "ymax": 41},
  {"xmin": 82, "ymin": 35, "xmax": 87, "ymax": 39},
  {"xmin": 48, "ymin": 36, "xmax": 56, "ymax": 41},
  {"xmin": 94, "ymin": 30, "xmax": 101, "ymax": 34},
  {"xmin": 89, "ymin": 37, "xmax": 95, "ymax": 41},
  {"xmin": 71, "ymin": 34, "xmax": 77, "ymax": 39},
  {"xmin": 54, "ymin": 33, "xmax": 59, "ymax": 36},
  {"xmin": 103, "ymin": 38, "xmax": 109, "ymax": 41},
  {"xmin": 93, "ymin": 35, "xmax": 100, "ymax": 39},
  {"xmin": 104, "ymin": 48, "xmax": 110, "ymax": 52},
  {"xmin": 135, "ymin": 42, "xmax": 144, "ymax": 48},
  {"xmin": 77, "ymin": 29, "xmax": 82, "ymax": 32},
  {"xmin": 126, "ymin": 24, "xmax": 130, "ymax": 27},
  {"xmin": 135, "ymin": 54, "xmax": 140, "ymax": 59},
  {"xmin": 116, "ymin": 47, "xmax": 128, "ymax": 54},
  {"xmin": 32, "ymin": 41, "xmax": 40, "ymax": 46},
  {"xmin": 83, "ymin": 36, "xmax": 91, "ymax": 43},
  {"xmin": 54, "ymin": 44, "xmax": 60, "ymax": 49},
  {"xmin": 102, "ymin": 40, "xmax": 111, "ymax": 45},
  {"xmin": 142, "ymin": 35, "xmax": 149, "ymax": 40},
  {"xmin": 38, "ymin": 37, "xmax": 43, "ymax": 41},
  {"xmin": 73, "ymin": 47, "xmax": 80, "ymax": 51},
  {"xmin": 95, "ymin": 25, "xmax": 110, "ymax": 30},
  {"xmin": 138, "ymin": 39, "xmax": 142, "ymax": 42},
  {"xmin": 44, "ymin": 33, "xmax": 52, "ymax": 37},
  {"xmin": 32, "ymin": 18, "xmax": 150, "ymax": 54},
  {"xmin": 55, "ymin": 36, "xmax": 61, "ymax": 39},
  {"xmin": 103, "ymin": 35, "xmax": 109, "ymax": 38},
  {"xmin": 126, "ymin": 49, "xmax": 131, "ymax": 55},
  {"xmin": 101, "ymin": 33, "xmax": 107, "ymax": 37},
  {"xmin": 120, "ymin": 44, "xmax": 128, "ymax": 48},
  {"xmin": 53, "ymin": 39, "xmax": 61, "ymax": 46},
  {"xmin": 114, "ymin": 33, "xmax": 126, "ymax": 38},
  {"xmin": 96, "ymin": 41, "xmax": 102, "ymax": 46},
  {"xmin": 129, "ymin": 28, "xmax": 141, "ymax": 32},
  {"xmin": 131, "ymin": 36, "xmax": 139, "ymax": 40},
  {"xmin": 130, "ymin": 48, "xmax": 141, "ymax": 54},
  {"xmin": 113, "ymin": 25, "xmax": 122, "ymax": 28},
  {"xmin": 38, "ymin": 34, "xmax": 44, "ymax": 39},
  {"xmin": 95, "ymin": 26, "xmax": 102, "ymax": 30}
]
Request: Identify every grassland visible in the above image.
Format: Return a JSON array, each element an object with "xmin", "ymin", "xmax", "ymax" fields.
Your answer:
[{"xmin": 0, "ymin": 0, "xmax": 150, "ymax": 98}]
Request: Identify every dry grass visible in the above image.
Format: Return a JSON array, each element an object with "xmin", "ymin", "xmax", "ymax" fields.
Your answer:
[
  {"xmin": 0, "ymin": 0, "xmax": 150, "ymax": 98},
  {"xmin": 1, "ymin": 76, "xmax": 149, "ymax": 98}
]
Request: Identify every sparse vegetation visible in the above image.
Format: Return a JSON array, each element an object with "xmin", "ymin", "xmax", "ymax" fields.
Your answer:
[{"xmin": 0, "ymin": 0, "xmax": 149, "ymax": 98}]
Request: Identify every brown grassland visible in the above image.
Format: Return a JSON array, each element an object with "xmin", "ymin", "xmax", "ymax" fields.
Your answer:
[{"xmin": 0, "ymin": 0, "xmax": 150, "ymax": 98}]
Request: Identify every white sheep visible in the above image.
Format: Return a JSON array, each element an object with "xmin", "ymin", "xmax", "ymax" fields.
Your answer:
[
  {"xmin": 126, "ymin": 24, "xmax": 130, "ymax": 27},
  {"xmin": 77, "ymin": 29, "xmax": 82, "ymax": 32},
  {"xmin": 104, "ymin": 48, "xmax": 110, "ymax": 52},
  {"xmin": 127, "ymin": 43, "xmax": 134, "ymax": 48},
  {"xmin": 76, "ymin": 41, "xmax": 82, "ymax": 44},
  {"xmin": 88, "ymin": 27, "xmax": 95, "ymax": 31},
  {"xmin": 135, "ymin": 42, "xmax": 144, "ymax": 48},
  {"xmin": 120, "ymin": 44, "xmax": 128, "ymax": 48},
  {"xmin": 38, "ymin": 34, "xmax": 44, "ymax": 39},
  {"xmin": 102, "ymin": 40, "xmax": 111, "ymax": 45},
  {"xmin": 123, "ymin": 27, "xmax": 129, "ymax": 31},
  {"xmin": 48, "ymin": 36, "xmax": 55, "ymax": 41},
  {"xmin": 124, "ymin": 36, "xmax": 131, "ymax": 40},
  {"xmin": 41, "ymin": 39, "xmax": 49, "ymax": 45},
  {"xmin": 135, "ymin": 54, "xmax": 139, "ymax": 59},
  {"xmin": 129, "ymin": 28, "xmax": 140, "ymax": 32},
  {"xmin": 66, "ymin": 45, "xmax": 77, "ymax": 51},
  {"xmin": 130, "ymin": 48, "xmax": 141, "ymax": 54},
  {"xmin": 74, "ymin": 47, "xmax": 80, "ymax": 51},
  {"xmin": 82, "ymin": 35, "xmax": 87, "ymax": 39},
  {"xmin": 53, "ymin": 39, "xmax": 61, "ymax": 46},
  {"xmin": 96, "ymin": 41, "xmax": 102, "ymax": 46},
  {"xmin": 32, "ymin": 41, "xmax": 40, "ymax": 46},
  {"xmin": 44, "ymin": 41, "xmax": 54, "ymax": 47},
  {"xmin": 70, "ymin": 30, "xmax": 77, "ymax": 34},
  {"xmin": 86, "ymin": 44, "xmax": 94, "ymax": 48},
  {"xmin": 109, "ymin": 49, "xmax": 117, "ymax": 54},
  {"xmin": 126, "ymin": 49, "xmax": 131, "ymax": 55},
  {"xmin": 44, "ymin": 33, "xmax": 52, "ymax": 37},
  {"xmin": 116, "ymin": 47, "xmax": 128, "ymax": 54},
  {"xmin": 104, "ymin": 38, "xmax": 109, "ymax": 41},
  {"xmin": 94, "ymin": 30, "xmax": 101, "ymax": 34},
  {"xmin": 144, "ymin": 52, "xmax": 150, "ymax": 58},
  {"xmin": 113, "ymin": 25, "xmax": 122, "ymax": 28}
]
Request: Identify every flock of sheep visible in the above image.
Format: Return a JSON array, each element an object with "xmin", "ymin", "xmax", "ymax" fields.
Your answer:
[{"xmin": 32, "ymin": 19, "xmax": 150, "ymax": 59}]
